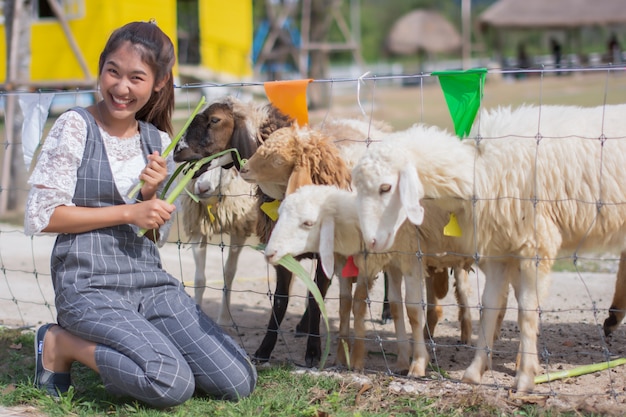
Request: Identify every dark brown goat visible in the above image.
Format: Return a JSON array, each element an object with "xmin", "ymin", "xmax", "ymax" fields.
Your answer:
[{"xmin": 174, "ymin": 96, "xmax": 332, "ymax": 367}]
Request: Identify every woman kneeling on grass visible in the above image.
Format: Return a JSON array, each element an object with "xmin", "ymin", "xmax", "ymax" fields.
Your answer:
[{"xmin": 23, "ymin": 20, "xmax": 257, "ymax": 408}]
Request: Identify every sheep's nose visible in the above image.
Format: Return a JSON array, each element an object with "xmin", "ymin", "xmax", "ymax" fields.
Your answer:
[
  {"xmin": 265, "ymin": 249, "xmax": 276, "ymax": 263},
  {"xmin": 240, "ymin": 165, "xmax": 249, "ymax": 175},
  {"xmin": 367, "ymin": 238, "xmax": 377, "ymax": 251}
]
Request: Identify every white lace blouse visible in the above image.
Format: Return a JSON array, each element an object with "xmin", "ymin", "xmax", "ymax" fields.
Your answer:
[{"xmin": 24, "ymin": 110, "xmax": 175, "ymax": 244}]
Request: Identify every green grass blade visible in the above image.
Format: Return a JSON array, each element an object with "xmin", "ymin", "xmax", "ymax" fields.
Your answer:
[
  {"xmin": 534, "ymin": 357, "xmax": 626, "ymax": 384},
  {"xmin": 137, "ymin": 149, "xmax": 241, "ymax": 237},
  {"xmin": 271, "ymin": 251, "xmax": 331, "ymax": 369},
  {"xmin": 128, "ymin": 96, "xmax": 207, "ymax": 200}
]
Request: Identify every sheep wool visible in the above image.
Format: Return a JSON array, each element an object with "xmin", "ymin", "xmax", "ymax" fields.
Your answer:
[
  {"xmin": 180, "ymin": 166, "xmax": 257, "ymax": 325},
  {"xmin": 351, "ymin": 103, "xmax": 626, "ymax": 393}
]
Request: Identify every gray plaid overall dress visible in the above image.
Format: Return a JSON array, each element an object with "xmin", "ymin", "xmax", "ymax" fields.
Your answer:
[{"xmin": 49, "ymin": 107, "xmax": 256, "ymax": 407}]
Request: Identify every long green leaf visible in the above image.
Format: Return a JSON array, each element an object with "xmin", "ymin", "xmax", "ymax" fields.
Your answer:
[
  {"xmin": 534, "ymin": 357, "xmax": 626, "ymax": 384},
  {"xmin": 137, "ymin": 149, "xmax": 241, "ymax": 237},
  {"xmin": 254, "ymin": 245, "xmax": 331, "ymax": 370},
  {"xmin": 128, "ymin": 96, "xmax": 207, "ymax": 200}
]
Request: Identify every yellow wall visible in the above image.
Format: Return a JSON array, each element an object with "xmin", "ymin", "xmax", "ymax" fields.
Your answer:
[
  {"xmin": 199, "ymin": 0, "xmax": 253, "ymax": 78},
  {"xmin": 0, "ymin": 0, "xmax": 177, "ymax": 83}
]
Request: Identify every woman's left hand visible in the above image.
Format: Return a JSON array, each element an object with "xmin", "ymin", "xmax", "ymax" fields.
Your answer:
[{"xmin": 139, "ymin": 151, "xmax": 168, "ymax": 200}]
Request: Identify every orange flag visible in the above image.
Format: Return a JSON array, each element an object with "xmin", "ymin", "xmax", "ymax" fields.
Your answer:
[{"xmin": 264, "ymin": 79, "xmax": 313, "ymax": 126}]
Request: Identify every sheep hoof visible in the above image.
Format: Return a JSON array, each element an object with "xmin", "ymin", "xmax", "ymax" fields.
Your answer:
[
  {"xmin": 603, "ymin": 313, "xmax": 619, "ymax": 337},
  {"xmin": 513, "ymin": 373, "xmax": 536, "ymax": 394},
  {"xmin": 407, "ymin": 360, "xmax": 427, "ymax": 378},
  {"xmin": 461, "ymin": 364, "xmax": 484, "ymax": 385}
]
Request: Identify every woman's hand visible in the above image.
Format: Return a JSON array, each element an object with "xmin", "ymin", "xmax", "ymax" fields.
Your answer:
[
  {"xmin": 139, "ymin": 151, "xmax": 168, "ymax": 200},
  {"xmin": 129, "ymin": 199, "xmax": 176, "ymax": 230}
]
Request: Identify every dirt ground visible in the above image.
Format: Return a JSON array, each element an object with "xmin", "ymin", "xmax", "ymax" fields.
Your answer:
[{"xmin": 3, "ymin": 219, "xmax": 626, "ymax": 415}]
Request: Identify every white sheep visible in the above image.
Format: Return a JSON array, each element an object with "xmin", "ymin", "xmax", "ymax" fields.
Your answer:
[
  {"xmin": 180, "ymin": 166, "xmax": 257, "ymax": 325},
  {"xmin": 263, "ymin": 184, "xmax": 474, "ymax": 375},
  {"xmin": 351, "ymin": 103, "xmax": 626, "ymax": 392},
  {"xmin": 240, "ymin": 121, "xmax": 473, "ymax": 332}
]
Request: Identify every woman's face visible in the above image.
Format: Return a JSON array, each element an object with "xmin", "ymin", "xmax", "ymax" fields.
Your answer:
[{"xmin": 98, "ymin": 41, "xmax": 164, "ymax": 122}]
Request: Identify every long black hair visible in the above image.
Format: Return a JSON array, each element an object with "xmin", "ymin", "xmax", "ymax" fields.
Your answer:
[{"xmin": 99, "ymin": 21, "xmax": 175, "ymax": 135}]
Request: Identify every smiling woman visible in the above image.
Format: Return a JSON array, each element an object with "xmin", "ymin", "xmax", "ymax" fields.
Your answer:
[{"xmin": 23, "ymin": 21, "xmax": 257, "ymax": 407}]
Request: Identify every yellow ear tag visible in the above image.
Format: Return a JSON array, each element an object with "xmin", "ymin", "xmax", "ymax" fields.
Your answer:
[
  {"xmin": 443, "ymin": 212, "xmax": 462, "ymax": 237},
  {"xmin": 261, "ymin": 200, "xmax": 281, "ymax": 221},
  {"xmin": 206, "ymin": 205, "xmax": 216, "ymax": 223}
]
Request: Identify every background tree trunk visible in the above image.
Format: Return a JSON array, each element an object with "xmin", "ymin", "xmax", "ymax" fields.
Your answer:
[{"xmin": 2, "ymin": 0, "xmax": 30, "ymax": 215}]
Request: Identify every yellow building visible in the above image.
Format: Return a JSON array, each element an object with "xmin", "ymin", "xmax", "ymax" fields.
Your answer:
[
  {"xmin": 0, "ymin": 0, "xmax": 252, "ymax": 84},
  {"xmin": 198, "ymin": 0, "xmax": 253, "ymax": 78}
]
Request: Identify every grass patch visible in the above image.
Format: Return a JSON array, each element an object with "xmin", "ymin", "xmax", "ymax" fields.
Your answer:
[{"xmin": 0, "ymin": 327, "xmax": 611, "ymax": 416}]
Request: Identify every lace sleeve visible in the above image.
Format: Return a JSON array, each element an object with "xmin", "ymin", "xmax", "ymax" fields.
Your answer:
[{"xmin": 24, "ymin": 111, "xmax": 86, "ymax": 235}]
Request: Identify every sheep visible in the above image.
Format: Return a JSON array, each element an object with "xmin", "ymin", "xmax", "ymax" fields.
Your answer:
[
  {"xmin": 173, "ymin": 95, "xmax": 332, "ymax": 367},
  {"xmin": 263, "ymin": 184, "xmax": 474, "ymax": 374},
  {"xmin": 180, "ymin": 166, "xmax": 257, "ymax": 326},
  {"xmin": 239, "ymin": 123, "xmax": 476, "ymax": 370},
  {"xmin": 350, "ymin": 103, "xmax": 626, "ymax": 393},
  {"xmin": 238, "ymin": 122, "xmax": 477, "ymax": 340}
]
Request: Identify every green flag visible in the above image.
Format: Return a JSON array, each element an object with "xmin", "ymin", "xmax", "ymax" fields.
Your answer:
[{"xmin": 432, "ymin": 68, "xmax": 487, "ymax": 138}]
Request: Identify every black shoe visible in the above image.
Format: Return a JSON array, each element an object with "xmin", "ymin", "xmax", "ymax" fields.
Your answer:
[{"xmin": 34, "ymin": 324, "xmax": 71, "ymax": 397}]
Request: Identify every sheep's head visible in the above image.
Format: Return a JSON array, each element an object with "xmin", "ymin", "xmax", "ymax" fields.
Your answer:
[
  {"xmin": 192, "ymin": 167, "xmax": 239, "ymax": 199},
  {"xmin": 264, "ymin": 185, "xmax": 324, "ymax": 264},
  {"xmin": 173, "ymin": 96, "xmax": 294, "ymax": 175},
  {"xmin": 174, "ymin": 100, "xmax": 238, "ymax": 163},
  {"xmin": 239, "ymin": 126, "xmax": 300, "ymax": 199},
  {"xmin": 240, "ymin": 125, "xmax": 352, "ymax": 200},
  {"xmin": 352, "ymin": 143, "xmax": 425, "ymax": 252},
  {"xmin": 264, "ymin": 185, "xmax": 352, "ymax": 278}
]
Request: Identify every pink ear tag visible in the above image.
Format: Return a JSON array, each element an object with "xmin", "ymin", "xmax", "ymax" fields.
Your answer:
[{"xmin": 341, "ymin": 255, "xmax": 359, "ymax": 278}]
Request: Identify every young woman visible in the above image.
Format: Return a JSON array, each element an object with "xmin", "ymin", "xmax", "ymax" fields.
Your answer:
[{"xmin": 24, "ymin": 21, "xmax": 257, "ymax": 407}]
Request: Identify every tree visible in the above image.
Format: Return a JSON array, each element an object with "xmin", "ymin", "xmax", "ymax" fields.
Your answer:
[{"xmin": 1, "ymin": 0, "xmax": 29, "ymax": 215}]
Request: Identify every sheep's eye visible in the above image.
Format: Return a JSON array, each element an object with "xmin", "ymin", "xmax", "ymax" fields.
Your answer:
[
  {"xmin": 379, "ymin": 184, "xmax": 392, "ymax": 194},
  {"xmin": 209, "ymin": 117, "xmax": 220, "ymax": 125},
  {"xmin": 302, "ymin": 220, "xmax": 314, "ymax": 228}
]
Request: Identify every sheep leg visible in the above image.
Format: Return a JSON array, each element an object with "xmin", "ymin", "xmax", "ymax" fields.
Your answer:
[
  {"xmin": 304, "ymin": 262, "xmax": 332, "ymax": 367},
  {"xmin": 350, "ymin": 273, "xmax": 375, "ymax": 372},
  {"xmin": 511, "ymin": 260, "xmax": 549, "ymax": 393},
  {"xmin": 386, "ymin": 265, "xmax": 411, "ymax": 373},
  {"xmin": 424, "ymin": 267, "xmax": 446, "ymax": 341},
  {"xmin": 453, "ymin": 267, "xmax": 473, "ymax": 345},
  {"xmin": 603, "ymin": 250, "xmax": 626, "ymax": 336},
  {"xmin": 336, "ymin": 276, "xmax": 354, "ymax": 367},
  {"xmin": 462, "ymin": 261, "xmax": 511, "ymax": 386},
  {"xmin": 216, "ymin": 233, "xmax": 246, "ymax": 326},
  {"xmin": 493, "ymin": 281, "xmax": 508, "ymax": 341},
  {"xmin": 381, "ymin": 271, "xmax": 393, "ymax": 324},
  {"xmin": 253, "ymin": 264, "xmax": 293, "ymax": 362},
  {"xmin": 404, "ymin": 265, "xmax": 430, "ymax": 377},
  {"xmin": 192, "ymin": 237, "xmax": 208, "ymax": 306}
]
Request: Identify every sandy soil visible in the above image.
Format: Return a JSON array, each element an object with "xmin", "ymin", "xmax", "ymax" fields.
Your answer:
[{"xmin": 2, "ymin": 220, "xmax": 626, "ymax": 414}]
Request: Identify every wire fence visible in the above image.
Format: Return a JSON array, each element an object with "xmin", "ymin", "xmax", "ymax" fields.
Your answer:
[{"xmin": 2, "ymin": 65, "xmax": 626, "ymax": 412}]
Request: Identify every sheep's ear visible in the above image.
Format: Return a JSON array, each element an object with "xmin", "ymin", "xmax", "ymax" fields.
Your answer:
[
  {"xmin": 231, "ymin": 120, "xmax": 258, "ymax": 168},
  {"xmin": 286, "ymin": 158, "xmax": 313, "ymax": 195},
  {"xmin": 398, "ymin": 165, "xmax": 425, "ymax": 225},
  {"xmin": 319, "ymin": 217, "xmax": 335, "ymax": 278}
]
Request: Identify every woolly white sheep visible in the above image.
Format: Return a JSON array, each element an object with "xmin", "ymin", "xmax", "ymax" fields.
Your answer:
[
  {"xmin": 181, "ymin": 166, "xmax": 257, "ymax": 325},
  {"xmin": 351, "ymin": 104, "xmax": 626, "ymax": 392},
  {"xmin": 264, "ymin": 184, "xmax": 474, "ymax": 374}
]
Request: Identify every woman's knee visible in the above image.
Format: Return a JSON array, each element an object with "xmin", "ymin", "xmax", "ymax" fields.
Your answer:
[{"xmin": 201, "ymin": 355, "xmax": 258, "ymax": 401}]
